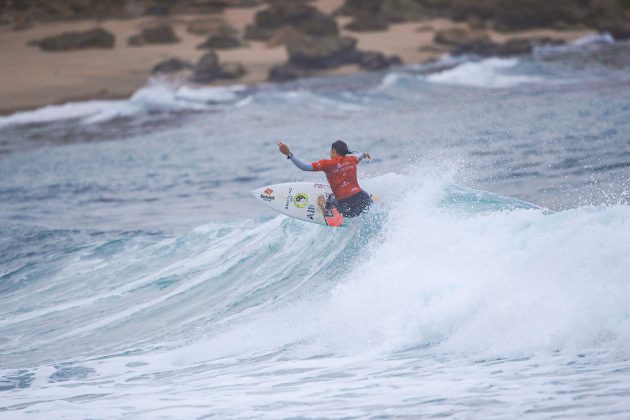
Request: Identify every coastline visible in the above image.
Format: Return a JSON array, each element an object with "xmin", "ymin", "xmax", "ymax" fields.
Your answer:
[{"xmin": 0, "ymin": 0, "xmax": 595, "ymax": 116}]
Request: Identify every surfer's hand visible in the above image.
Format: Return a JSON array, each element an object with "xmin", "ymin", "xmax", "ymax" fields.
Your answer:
[
  {"xmin": 278, "ymin": 142, "xmax": 290, "ymax": 156},
  {"xmin": 363, "ymin": 152, "xmax": 372, "ymax": 160}
]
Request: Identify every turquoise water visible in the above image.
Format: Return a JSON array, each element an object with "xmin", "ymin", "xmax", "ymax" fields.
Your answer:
[{"xmin": 1, "ymin": 37, "xmax": 630, "ymax": 418}]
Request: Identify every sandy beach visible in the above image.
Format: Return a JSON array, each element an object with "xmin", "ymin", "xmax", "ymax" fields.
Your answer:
[{"xmin": 0, "ymin": 0, "xmax": 593, "ymax": 115}]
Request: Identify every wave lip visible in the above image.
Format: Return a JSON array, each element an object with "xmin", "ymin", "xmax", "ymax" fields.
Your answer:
[{"xmin": 425, "ymin": 57, "xmax": 542, "ymax": 88}]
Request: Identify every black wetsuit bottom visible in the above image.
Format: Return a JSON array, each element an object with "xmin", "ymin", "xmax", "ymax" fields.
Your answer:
[{"xmin": 327, "ymin": 190, "xmax": 372, "ymax": 218}]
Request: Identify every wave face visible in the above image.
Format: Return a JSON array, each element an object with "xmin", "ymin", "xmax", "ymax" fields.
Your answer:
[{"xmin": 1, "ymin": 39, "xmax": 630, "ymax": 418}]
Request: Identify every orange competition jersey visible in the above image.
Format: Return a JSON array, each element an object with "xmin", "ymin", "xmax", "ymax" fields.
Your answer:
[{"xmin": 311, "ymin": 155, "xmax": 362, "ymax": 200}]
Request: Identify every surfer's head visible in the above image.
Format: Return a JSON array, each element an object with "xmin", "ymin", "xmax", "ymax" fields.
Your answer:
[{"xmin": 331, "ymin": 140, "xmax": 350, "ymax": 157}]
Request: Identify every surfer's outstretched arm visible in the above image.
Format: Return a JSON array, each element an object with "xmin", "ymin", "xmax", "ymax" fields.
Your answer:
[
  {"xmin": 278, "ymin": 142, "xmax": 313, "ymax": 171},
  {"xmin": 287, "ymin": 153, "xmax": 313, "ymax": 171}
]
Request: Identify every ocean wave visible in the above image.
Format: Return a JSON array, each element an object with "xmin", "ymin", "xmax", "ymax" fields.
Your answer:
[
  {"xmin": 190, "ymin": 176, "xmax": 630, "ymax": 361},
  {"xmin": 5, "ymin": 172, "xmax": 628, "ymax": 369}
]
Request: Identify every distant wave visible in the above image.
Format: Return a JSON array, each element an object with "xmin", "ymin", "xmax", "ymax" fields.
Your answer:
[
  {"xmin": 425, "ymin": 57, "xmax": 542, "ymax": 88},
  {"xmin": 535, "ymin": 32, "xmax": 616, "ymax": 55},
  {"xmin": 0, "ymin": 81, "xmax": 250, "ymax": 129}
]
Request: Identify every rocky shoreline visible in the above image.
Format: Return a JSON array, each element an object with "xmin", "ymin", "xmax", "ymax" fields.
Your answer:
[{"xmin": 2, "ymin": 0, "xmax": 626, "ymax": 114}]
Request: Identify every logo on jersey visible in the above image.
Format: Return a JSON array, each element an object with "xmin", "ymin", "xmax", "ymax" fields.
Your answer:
[
  {"xmin": 260, "ymin": 194, "xmax": 274, "ymax": 201},
  {"xmin": 263, "ymin": 188, "xmax": 273, "ymax": 195},
  {"xmin": 293, "ymin": 193, "xmax": 308, "ymax": 208}
]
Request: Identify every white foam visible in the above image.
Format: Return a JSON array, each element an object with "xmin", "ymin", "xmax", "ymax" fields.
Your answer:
[
  {"xmin": 0, "ymin": 99, "xmax": 132, "ymax": 128},
  {"xmin": 0, "ymin": 80, "xmax": 249, "ymax": 129},
  {"xmin": 174, "ymin": 84, "xmax": 246, "ymax": 104},
  {"xmin": 426, "ymin": 58, "xmax": 541, "ymax": 88},
  {"xmin": 534, "ymin": 32, "xmax": 616, "ymax": 56},
  {"xmin": 572, "ymin": 32, "xmax": 615, "ymax": 46},
  {"xmin": 380, "ymin": 72, "xmax": 412, "ymax": 88}
]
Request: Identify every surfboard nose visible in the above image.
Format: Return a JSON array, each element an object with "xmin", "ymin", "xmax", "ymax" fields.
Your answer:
[{"xmin": 252, "ymin": 185, "xmax": 277, "ymax": 202}]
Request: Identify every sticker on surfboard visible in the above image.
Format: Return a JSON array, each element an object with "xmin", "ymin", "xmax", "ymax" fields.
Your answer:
[{"xmin": 251, "ymin": 182, "xmax": 343, "ymax": 227}]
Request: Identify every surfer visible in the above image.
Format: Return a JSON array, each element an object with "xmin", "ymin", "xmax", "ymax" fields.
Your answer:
[{"xmin": 277, "ymin": 140, "xmax": 372, "ymax": 222}]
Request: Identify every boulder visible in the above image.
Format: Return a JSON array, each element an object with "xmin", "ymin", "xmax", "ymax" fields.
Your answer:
[
  {"xmin": 434, "ymin": 27, "xmax": 491, "ymax": 46},
  {"xmin": 450, "ymin": 36, "xmax": 565, "ymax": 57},
  {"xmin": 337, "ymin": 0, "xmax": 429, "ymax": 23},
  {"xmin": 152, "ymin": 58, "xmax": 194, "ymax": 74},
  {"xmin": 128, "ymin": 24, "xmax": 179, "ymax": 46},
  {"xmin": 245, "ymin": 1, "xmax": 338, "ymax": 40},
  {"xmin": 168, "ymin": 0, "xmax": 227, "ymax": 14},
  {"xmin": 268, "ymin": 63, "xmax": 311, "ymax": 82},
  {"xmin": 356, "ymin": 50, "xmax": 402, "ymax": 70},
  {"xmin": 192, "ymin": 52, "xmax": 223, "ymax": 82},
  {"xmin": 226, "ymin": 0, "xmax": 265, "ymax": 7},
  {"xmin": 448, "ymin": 0, "xmax": 586, "ymax": 31},
  {"xmin": 28, "ymin": 28, "xmax": 115, "ymax": 51},
  {"xmin": 266, "ymin": 26, "xmax": 308, "ymax": 47},
  {"xmin": 197, "ymin": 33, "xmax": 244, "ymax": 49},
  {"xmin": 589, "ymin": 0, "xmax": 630, "ymax": 39},
  {"xmin": 287, "ymin": 36, "xmax": 359, "ymax": 69},
  {"xmin": 191, "ymin": 52, "xmax": 246, "ymax": 82}
]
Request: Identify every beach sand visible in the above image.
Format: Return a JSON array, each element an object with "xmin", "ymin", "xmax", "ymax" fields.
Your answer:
[{"xmin": 0, "ymin": 0, "xmax": 593, "ymax": 115}]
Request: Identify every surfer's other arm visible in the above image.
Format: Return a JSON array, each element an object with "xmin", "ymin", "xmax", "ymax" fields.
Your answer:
[{"xmin": 278, "ymin": 142, "xmax": 313, "ymax": 171}]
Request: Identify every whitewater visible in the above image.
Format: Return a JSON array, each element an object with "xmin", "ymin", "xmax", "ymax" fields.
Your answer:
[{"xmin": 1, "ymin": 37, "xmax": 630, "ymax": 418}]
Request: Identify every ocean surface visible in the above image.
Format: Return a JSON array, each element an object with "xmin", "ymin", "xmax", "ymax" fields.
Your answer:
[{"xmin": 1, "ymin": 35, "xmax": 629, "ymax": 418}]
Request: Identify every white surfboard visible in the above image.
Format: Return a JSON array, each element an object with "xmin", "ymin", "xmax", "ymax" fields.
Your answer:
[{"xmin": 251, "ymin": 182, "xmax": 339, "ymax": 226}]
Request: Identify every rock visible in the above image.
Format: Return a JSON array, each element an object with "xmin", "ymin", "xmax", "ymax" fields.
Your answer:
[
  {"xmin": 337, "ymin": 0, "xmax": 429, "ymax": 23},
  {"xmin": 434, "ymin": 27, "xmax": 491, "ymax": 46},
  {"xmin": 152, "ymin": 58, "xmax": 193, "ymax": 74},
  {"xmin": 589, "ymin": 0, "xmax": 630, "ymax": 39},
  {"xmin": 356, "ymin": 50, "xmax": 402, "ymax": 70},
  {"xmin": 448, "ymin": 0, "xmax": 586, "ymax": 31},
  {"xmin": 169, "ymin": 0, "xmax": 227, "ymax": 14},
  {"xmin": 245, "ymin": 1, "xmax": 338, "ymax": 40},
  {"xmin": 128, "ymin": 24, "xmax": 179, "ymax": 46},
  {"xmin": 28, "ymin": 28, "xmax": 115, "ymax": 51},
  {"xmin": 434, "ymin": 26, "xmax": 566, "ymax": 57},
  {"xmin": 451, "ymin": 36, "xmax": 566, "ymax": 57},
  {"xmin": 287, "ymin": 35, "xmax": 359, "ymax": 69},
  {"xmin": 226, "ymin": 0, "xmax": 265, "ymax": 6},
  {"xmin": 197, "ymin": 33, "xmax": 244, "ymax": 49},
  {"xmin": 186, "ymin": 18, "xmax": 237, "ymax": 37},
  {"xmin": 219, "ymin": 61, "xmax": 247, "ymax": 79},
  {"xmin": 192, "ymin": 52, "xmax": 223, "ymax": 83},
  {"xmin": 191, "ymin": 52, "xmax": 246, "ymax": 82},
  {"xmin": 493, "ymin": 0, "xmax": 586, "ymax": 31},
  {"xmin": 268, "ymin": 63, "xmax": 311, "ymax": 82},
  {"xmin": 266, "ymin": 26, "xmax": 308, "ymax": 47},
  {"xmin": 344, "ymin": 12, "xmax": 389, "ymax": 32}
]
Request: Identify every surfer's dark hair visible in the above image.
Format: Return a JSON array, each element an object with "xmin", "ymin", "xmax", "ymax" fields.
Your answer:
[{"xmin": 331, "ymin": 140, "xmax": 351, "ymax": 156}]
